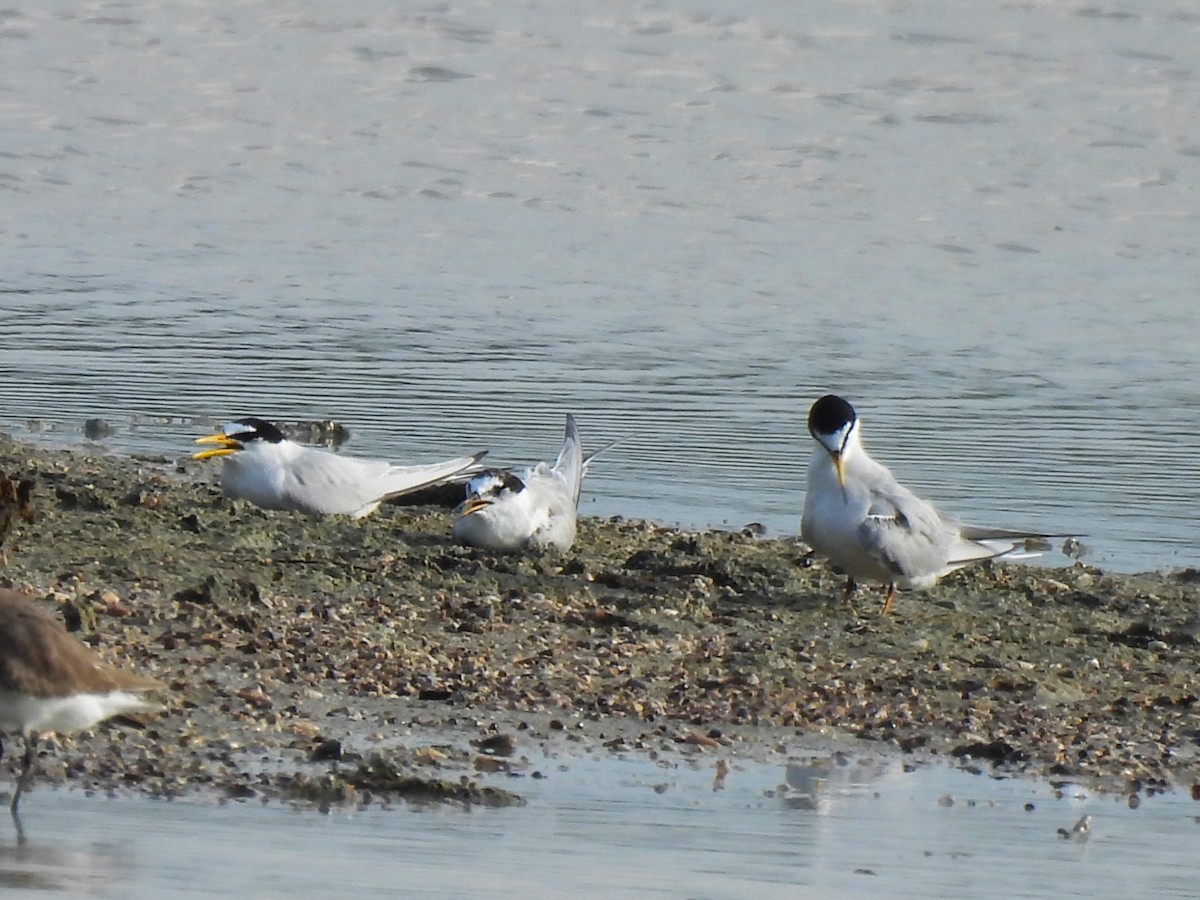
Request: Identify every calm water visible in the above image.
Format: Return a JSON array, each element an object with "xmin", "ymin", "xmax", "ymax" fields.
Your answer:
[
  {"xmin": 1, "ymin": 1, "xmax": 1199, "ymax": 572},
  {"xmin": 0, "ymin": 753, "xmax": 1196, "ymax": 898}
]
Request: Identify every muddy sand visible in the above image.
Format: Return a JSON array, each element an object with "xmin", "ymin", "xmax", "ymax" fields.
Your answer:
[{"xmin": 0, "ymin": 432, "xmax": 1196, "ymax": 810}]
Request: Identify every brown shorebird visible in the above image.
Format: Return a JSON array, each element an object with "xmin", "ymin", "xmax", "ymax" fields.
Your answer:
[{"xmin": 0, "ymin": 588, "xmax": 163, "ymax": 815}]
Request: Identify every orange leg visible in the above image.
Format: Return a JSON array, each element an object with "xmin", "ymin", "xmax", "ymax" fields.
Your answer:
[{"xmin": 880, "ymin": 583, "xmax": 896, "ymax": 615}]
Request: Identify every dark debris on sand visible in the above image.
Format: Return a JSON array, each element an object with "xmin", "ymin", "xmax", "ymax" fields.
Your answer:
[{"xmin": 0, "ymin": 432, "xmax": 1197, "ymax": 810}]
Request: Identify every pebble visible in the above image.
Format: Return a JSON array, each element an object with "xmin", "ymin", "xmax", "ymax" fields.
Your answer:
[{"xmin": 0, "ymin": 432, "xmax": 1195, "ymax": 809}]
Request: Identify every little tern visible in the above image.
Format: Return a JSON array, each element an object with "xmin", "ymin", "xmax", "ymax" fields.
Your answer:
[
  {"xmin": 800, "ymin": 394, "xmax": 1058, "ymax": 614},
  {"xmin": 193, "ymin": 417, "xmax": 486, "ymax": 519},
  {"xmin": 453, "ymin": 413, "xmax": 597, "ymax": 552}
]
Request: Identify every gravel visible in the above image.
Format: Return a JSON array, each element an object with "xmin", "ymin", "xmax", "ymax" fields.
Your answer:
[{"xmin": 0, "ymin": 432, "xmax": 1196, "ymax": 810}]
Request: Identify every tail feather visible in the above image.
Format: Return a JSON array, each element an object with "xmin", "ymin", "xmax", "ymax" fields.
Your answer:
[
  {"xmin": 948, "ymin": 527, "xmax": 1074, "ymax": 568},
  {"xmin": 958, "ymin": 524, "xmax": 1053, "ymax": 542},
  {"xmin": 946, "ymin": 539, "xmax": 1014, "ymax": 568},
  {"xmin": 580, "ymin": 435, "xmax": 625, "ymax": 477}
]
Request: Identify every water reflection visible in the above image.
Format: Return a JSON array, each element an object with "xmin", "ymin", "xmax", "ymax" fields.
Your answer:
[
  {"xmin": 4, "ymin": 753, "xmax": 1198, "ymax": 898},
  {"xmin": 780, "ymin": 752, "xmax": 877, "ymax": 813},
  {"xmin": 0, "ymin": 818, "xmax": 130, "ymax": 894}
]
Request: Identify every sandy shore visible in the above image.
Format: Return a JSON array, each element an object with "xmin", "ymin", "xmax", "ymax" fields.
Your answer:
[{"xmin": 0, "ymin": 432, "xmax": 1196, "ymax": 809}]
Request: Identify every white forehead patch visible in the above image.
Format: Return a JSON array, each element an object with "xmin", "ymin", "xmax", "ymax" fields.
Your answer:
[
  {"xmin": 465, "ymin": 471, "xmax": 506, "ymax": 499},
  {"xmin": 223, "ymin": 421, "xmax": 253, "ymax": 436}
]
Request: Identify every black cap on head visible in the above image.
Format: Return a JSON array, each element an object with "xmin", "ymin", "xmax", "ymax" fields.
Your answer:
[
  {"xmin": 807, "ymin": 395, "xmax": 857, "ymax": 437},
  {"xmin": 227, "ymin": 417, "xmax": 286, "ymax": 444},
  {"xmin": 466, "ymin": 469, "xmax": 527, "ymax": 499},
  {"xmin": 500, "ymin": 471, "xmax": 526, "ymax": 494}
]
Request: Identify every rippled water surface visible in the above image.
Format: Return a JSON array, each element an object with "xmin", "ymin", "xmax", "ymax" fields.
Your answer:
[
  {"xmin": 2, "ymin": 1, "xmax": 1199, "ymax": 572},
  {"xmin": 1, "ymin": 753, "xmax": 1197, "ymax": 898}
]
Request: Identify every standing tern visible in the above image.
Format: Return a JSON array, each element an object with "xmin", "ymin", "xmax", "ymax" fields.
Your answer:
[
  {"xmin": 193, "ymin": 417, "xmax": 486, "ymax": 519},
  {"xmin": 800, "ymin": 394, "xmax": 1059, "ymax": 614},
  {"xmin": 453, "ymin": 413, "xmax": 607, "ymax": 552}
]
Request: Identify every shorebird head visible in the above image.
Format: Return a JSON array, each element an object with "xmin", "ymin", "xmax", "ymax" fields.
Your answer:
[
  {"xmin": 192, "ymin": 417, "xmax": 286, "ymax": 459},
  {"xmin": 807, "ymin": 394, "xmax": 858, "ymax": 489},
  {"xmin": 455, "ymin": 469, "xmax": 526, "ymax": 516}
]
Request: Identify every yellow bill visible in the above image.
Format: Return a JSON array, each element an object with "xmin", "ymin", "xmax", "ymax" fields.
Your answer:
[
  {"xmin": 192, "ymin": 432, "xmax": 241, "ymax": 460},
  {"xmin": 457, "ymin": 496, "xmax": 493, "ymax": 516},
  {"xmin": 832, "ymin": 453, "xmax": 845, "ymax": 489}
]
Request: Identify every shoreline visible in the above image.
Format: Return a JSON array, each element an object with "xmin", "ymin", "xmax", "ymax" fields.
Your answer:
[{"xmin": 0, "ymin": 432, "xmax": 1197, "ymax": 809}]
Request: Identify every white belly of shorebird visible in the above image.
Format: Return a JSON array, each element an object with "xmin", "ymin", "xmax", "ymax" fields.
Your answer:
[{"xmin": 0, "ymin": 689, "xmax": 153, "ymax": 734}]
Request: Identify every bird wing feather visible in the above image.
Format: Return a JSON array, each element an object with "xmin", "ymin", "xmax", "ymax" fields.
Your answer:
[
  {"xmin": 551, "ymin": 414, "xmax": 584, "ymax": 507},
  {"xmin": 0, "ymin": 591, "xmax": 163, "ymax": 697},
  {"xmin": 282, "ymin": 451, "xmax": 485, "ymax": 515},
  {"xmin": 857, "ymin": 481, "xmax": 952, "ymax": 579}
]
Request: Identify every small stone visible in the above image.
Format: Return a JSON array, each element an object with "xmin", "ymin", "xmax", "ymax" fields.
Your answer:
[
  {"xmin": 310, "ymin": 740, "xmax": 343, "ymax": 763},
  {"xmin": 472, "ymin": 734, "xmax": 516, "ymax": 757},
  {"xmin": 235, "ymin": 687, "xmax": 272, "ymax": 710},
  {"xmin": 474, "ymin": 755, "xmax": 506, "ymax": 773},
  {"xmin": 83, "ymin": 418, "xmax": 113, "ymax": 440}
]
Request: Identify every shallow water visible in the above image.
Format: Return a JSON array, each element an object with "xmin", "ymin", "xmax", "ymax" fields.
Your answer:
[
  {"xmin": 1, "ymin": 753, "xmax": 1196, "ymax": 898},
  {"xmin": 2, "ymin": 1, "xmax": 1199, "ymax": 572}
]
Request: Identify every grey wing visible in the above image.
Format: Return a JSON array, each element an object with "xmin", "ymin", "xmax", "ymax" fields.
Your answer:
[
  {"xmin": 374, "ymin": 453, "xmax": 489, "ymax": 501},
  {"xmin": 858, "ymin": 485, "xmax": 951, "ymax": 579},
  {"xmin": 279, "ymin": 453, "xmax": 390, "ymax": 514},
  {"xmin": 280, "ymin": 452, "xmax": 484, "ymax": 514},
  {"xmin": 552, "ymin": 414, "xmax": 584, "ymax": 507}
]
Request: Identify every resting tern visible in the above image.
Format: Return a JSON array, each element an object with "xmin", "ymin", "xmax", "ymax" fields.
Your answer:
[
  {"xmin": 193, "ymin": 417, "xmax": 486, "ymax": 519},
  {"xmin": 800, "ymin": 394, "xmax": 1057, "ymax": 614},
  {"xmin": 453, "ymin": 413, "xmax": 604, "ymax": 552}
]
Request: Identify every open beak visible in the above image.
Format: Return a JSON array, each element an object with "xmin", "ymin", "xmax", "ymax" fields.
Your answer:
[
  {"xmin": 455, "ymin": 496, "xmax": 493, "ymax": 517},
  {"xmin": 192, "ymin": 433, "xmax": 241, "ymax": 460}
]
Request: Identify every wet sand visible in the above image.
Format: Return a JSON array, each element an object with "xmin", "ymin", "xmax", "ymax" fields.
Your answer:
[{"xmin": 0, "ymin": 433, "xmax": 1196, "ymax": 809}]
